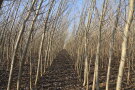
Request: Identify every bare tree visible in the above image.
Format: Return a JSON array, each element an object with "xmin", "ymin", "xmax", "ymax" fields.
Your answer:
[
  {"xmin": 83, "ymin": 1, "xmax": 95, "ymax": 90},
  {"xmin": 116, "ymin": 0, "xmax": 134, "ymax": 90},
  {"xmin": 35, "ymin": 0, "xmax": 55, "ymax": 86},
  {"xmin": 106, "ymin": 0, "xmax": 121, "ymax": 90},
  {"xmin": 7, "ymin": 0, "xmax": 37, "ymax": 89},
  {"xmin": 16, "ymin": 0, "xmax": 44, "ymax": 89},
  {"xmin": 92, "ymin": 0, "xmax": 108, "ymax": 89},
  {"xmin": 0, "ymin": 0, "xmax": 135, "ymax": 90}
]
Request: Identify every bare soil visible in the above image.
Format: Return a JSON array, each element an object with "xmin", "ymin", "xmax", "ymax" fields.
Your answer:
[{"xmin": 0, "ymin": 50, "xmax": 135, "ymax": 90}]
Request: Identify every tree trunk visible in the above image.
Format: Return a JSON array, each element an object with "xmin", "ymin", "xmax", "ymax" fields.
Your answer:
[
  {"xmin": 116, "ymin": 0, "xmax": 134, "ymax": 90},
  {"xmin": 35, "ymin": 33, "xmax": 45, "ymax": 86},
  {"xmin": 35, "ymin": 0, "xmax": 55, "ymax": 86},
  {"xmin": 106, "ymin": 1, "xmax": 121, "ymax": 90},
  {"xmin": 7, "ymin": 0, "xmax": 36, "ymax": 90},
  {"xmin": 92, "ymin": 0, "xmax": 108, "ymax": 89},
  {"xmin": 16, "ymin": 0, "xmax": 44, "ymax": 89},
  {"xmin": 83, "ymin": 33, "xmax": 89, "ymax": 88}
]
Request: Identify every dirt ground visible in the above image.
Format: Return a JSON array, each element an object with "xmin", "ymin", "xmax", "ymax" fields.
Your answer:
[
  {"xmin": 37, "ymin": 50, "xmax": 84, "ymax": 90},
  {"xmin": 0, "ymin": 50, "xmax": 135, "ymax": 90}
]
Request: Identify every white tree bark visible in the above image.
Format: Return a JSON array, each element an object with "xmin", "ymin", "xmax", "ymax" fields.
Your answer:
[
  {"xmin": 83, "ymin": 1, "xmax": 95, "ymax": 89},
  {"xmin": 7, "ymin": 0, "xmax": 36, "ymax": 89},
  {"xmin": 92, "ymin": 0, "xmax": 108, "ymax": 89},
  {"xmin": 35, "ymin": 0, "xmax": 55, "ymax": 86},
  {"xmin": 106, "ymin": 1, "xmax": 121, "ymax": 90},
  {"xmin": 116, "ymin": 0, "xmax": 134, "ymax": 90},
  {"xmin": 16, "ymin": 0, "xmax": 44, "ymax": 89}
]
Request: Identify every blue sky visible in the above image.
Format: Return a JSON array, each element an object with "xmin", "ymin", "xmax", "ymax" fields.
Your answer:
[
  {"xmin": 1, "ymin": 0, "xmax": 105, "ymax": 33},
  {"xmin": 68, "ymin": 0, "xmax": 104, "ymax": 33}
]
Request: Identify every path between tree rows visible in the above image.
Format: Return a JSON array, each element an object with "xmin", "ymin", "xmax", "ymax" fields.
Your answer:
[
  {"xmin": 37, "ymin": 50, "xmax": 84, "ymax": 90},
  {"xmin": 0, "ymin": 50, "xmax": 135, "ymax": 90},
  {"xmin": 0, "ymin": 50, "xmax": 84, "ymax": 90}
]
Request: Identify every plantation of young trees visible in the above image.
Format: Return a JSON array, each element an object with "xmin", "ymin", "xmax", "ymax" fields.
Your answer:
[{"xmin": 0, "ymin": 0, "xmax": 134, "ymax": 90}]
